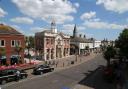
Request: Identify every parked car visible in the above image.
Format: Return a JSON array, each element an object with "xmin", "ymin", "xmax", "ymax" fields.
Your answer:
[
  {"xmin": 0, "ymin": 56, "xmax": 6, "ymax": 65},
  {"xmin": 10, "ymin": 55, "xmax": 21, "ymax": 65},
  {"xmin": 0, "ymin": 68, "xmax": 28, "ymax": 85},
  {"xmin": 33, "ymin": 64, "xmax": 54, "ymax": 75}
]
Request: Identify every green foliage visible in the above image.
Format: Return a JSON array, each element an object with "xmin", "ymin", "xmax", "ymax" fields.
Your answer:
[
  {"xmin": 0, "ymin": 47, "xmax": 6, "ymax": 56},
  {"xmin": 100, "ymin": 44, "xmax": 106, "ymax": 51},
  {"xmin": 29, "ymin": 36, "xmax": 34, "ymax": 48},
  {"xmin": 25, "ymin": 36, "xmax": 34, "ymax": 48},
  {"xmin": 15, "ymin": 45, "xmax": 23, "ymax": 55},
  {"xmin": 115, "ymin": 28, "xmax": 128, "ymax": 58},
  {"xmin": 103, "ymin": 46, "xmax": 116, "ymax": 66}
]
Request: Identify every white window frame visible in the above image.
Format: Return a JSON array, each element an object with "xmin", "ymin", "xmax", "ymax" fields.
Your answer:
[
  {"xmin": 0, "ymin": 40, "xmax": 5, "ymax": 47},
  {"xmin": 11, "ymin": 40, "xmax": 21, "ymax": 47},
  {"xmin": 15, "ymin": 40, "xmax": 21, "ymax": 47},
  {"xmin": 11, "ymin": 40, "xmax": 15, "ymax": 47}
]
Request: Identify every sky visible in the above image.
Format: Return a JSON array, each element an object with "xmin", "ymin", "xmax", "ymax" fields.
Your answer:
[{"xmin": 0, "ymin": 0, "xmax": 128, "ymax": 40}]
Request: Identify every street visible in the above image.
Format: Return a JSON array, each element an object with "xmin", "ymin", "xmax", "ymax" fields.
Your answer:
[{"xmin": 1, "ymin": 54, "xmax": 107, "ymax": 89}]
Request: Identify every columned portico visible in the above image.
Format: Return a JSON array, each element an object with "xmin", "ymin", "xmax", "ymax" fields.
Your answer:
[{"xmin": 35, "ymin": 21, "xmax": 70, "ymax": 61}]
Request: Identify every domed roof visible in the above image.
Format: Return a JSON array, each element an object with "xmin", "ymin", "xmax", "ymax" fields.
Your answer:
[{"xmin": 0, "ymin": 24, "xmax": 22, "ymax": 35}]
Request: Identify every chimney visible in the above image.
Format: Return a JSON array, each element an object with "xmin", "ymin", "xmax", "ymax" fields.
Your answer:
[
  {"xmin": 79, "ymin": 34, "xmax": 82, "ymax": 38},
  {"xmin": 84, "ymin": 35, "xmax": 86, "ymax": 38}
]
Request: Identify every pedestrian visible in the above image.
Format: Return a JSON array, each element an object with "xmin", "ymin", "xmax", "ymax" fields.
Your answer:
[
  {"xmin": 15, "ymin": 70, "xmax": 20, "ymax": 81},
  {"xmin": 53, "ymin": 60, "xmax": 55, "ymax": 65}
]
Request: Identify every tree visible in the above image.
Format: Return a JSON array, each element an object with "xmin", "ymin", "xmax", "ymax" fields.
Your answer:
[
  {"xmin": 0, "ymin": 47, "xmax": 5, "ymax": 57},
  {"xmin": 115, "ymin": 28, "xmax": 128, "ymax": 59},
  {"xmin": 103, "ymin": 46, "xmax": 116, "ymax": 66},
  {"xmin": 25, "ymin": 37, "xmax": 32, "ymax": 63},
  {"xmin": 0, "ymin": 48, "xmax": 6, "ymax": 65},
  {"xmin": 15, "ymin": 45, "xmax": 23, "ymax": 64},
  {"xmin": 25, "ymin": 36, "xmax": 34, "ymax": 48},
  {"xmin": 29, "ymin": 36, "xmax": 34, "ymax": 48},
  {"xmin": 15, "ymin": 45, "xmax": 23, "ymax": 56}
]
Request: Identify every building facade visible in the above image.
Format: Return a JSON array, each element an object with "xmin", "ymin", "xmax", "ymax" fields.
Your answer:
[
  {"xmin": 70, "ymin": 25, "xmax": 90, "ymax": 55},
  {"xmin": 0, "ymin": 24, "xmax": 25, "ymax": 65},
  {"xmin": 35, "ymin": 22, "xmax": 70, "ymax": 61},
  {"xmin": 70, "ymin": 25, "xmax": 101, "ymax": 55}
]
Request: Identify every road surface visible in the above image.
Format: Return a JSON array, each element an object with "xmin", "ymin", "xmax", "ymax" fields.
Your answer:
[{"xmin": 2, "ymin": 54, "xmax": 106, "ymax": 89}]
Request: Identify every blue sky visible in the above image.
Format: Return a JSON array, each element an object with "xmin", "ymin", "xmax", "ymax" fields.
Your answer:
[{"xmin": 0, "ymin": 0, "xmax": 128, "ymax": 40}]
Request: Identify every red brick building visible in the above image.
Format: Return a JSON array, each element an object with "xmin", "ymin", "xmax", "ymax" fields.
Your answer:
[{"xmin": 0, "ymin": 24, "xmax": 25, "ymax": 65}]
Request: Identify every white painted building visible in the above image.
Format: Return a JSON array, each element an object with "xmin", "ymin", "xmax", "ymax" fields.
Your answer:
[
  {"xmin": 35, "ymin": 21, "xmax": 70, "ymax": 61},
  {"xmin": 94, "ymin": 41, "xmax": 101, "ymax": 48}
]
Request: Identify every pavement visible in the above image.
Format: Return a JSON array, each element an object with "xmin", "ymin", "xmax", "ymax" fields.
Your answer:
[
  {"xmin": 72, "ymin": 84, "xmax": 94, "ymax": 89},
  {"xmin": 25, "ymin": 53, "xmax": 97, "ymax": 78},
  {"xmin": 1, "ymin": 53, "xmax": 108, "ymax": 89}
]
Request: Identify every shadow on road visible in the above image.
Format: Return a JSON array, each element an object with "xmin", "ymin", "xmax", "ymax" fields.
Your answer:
[{"xmin": 78, "ymin": 65, "xmax": 116, "ymax": 89}]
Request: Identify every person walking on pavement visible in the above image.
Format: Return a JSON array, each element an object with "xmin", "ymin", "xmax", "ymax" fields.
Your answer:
[{"xmin": 15, "ymin": 70, "xmax": 21, "ymax": 81}]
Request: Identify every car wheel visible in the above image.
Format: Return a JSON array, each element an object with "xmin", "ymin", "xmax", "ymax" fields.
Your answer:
[
  {"xmin": 22, "ymin": 75, "xmax": 27, "ymax": 79},
  {"xmin": 51, "ymin": 69, "xmax": 54, "ymax": 72},
  {"xmin": 1, "ymin": 80, "xmax": 6, "ymax": 85},
  {"xmin": 40, "ymin": 72, "xmax": 43, "ymax": 75}
]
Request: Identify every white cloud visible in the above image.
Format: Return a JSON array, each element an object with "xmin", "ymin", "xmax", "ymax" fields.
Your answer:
[
  {"xmin": 74, "ymin": 3, "xmax": 80, "ymax": 8},
  {"xmin": 30, "ymin": 27, "xmax": 45, "ymax": 33},
  {"xmin": 96, "ymin": 0, "xmax": 128, "ymax": 14},
  {"xmin": 62, "ymin": 24, "xmax": 74, "ymax": 35},
  {"xmin": 78, "ymin": 26, "xmax": 86, "ymax": 30},
  {"xmin": 63, "ymin": 24, "xmax": 86, "ymax": 31},
  {"xmin": 12, "ymin": 0, "xmax": 77, "ymax": 24},
  {"xmin": 81, "ymin": 10, "xmax": 126, "ymax": 30},
  {"xmin": 0, "ymin": 7, "xmax": 7, "ymax": 17},
  {"xmin": 62, "ymin": 24, "xmax": 86, "ymax": 35},
  {"xmin": 80, "ymin": 11, "xmax": 96, "ymax": 20},
  {"xmin": 10, "ymin": 17, "xmax": 34, "ymax": 24},
  {"xmin": 63, "ymin": 24, "xmax": 74, "ymax": 30},
  {"xmin": 84, "ymin": 21, "xmax": 126, "ymax": 30}
]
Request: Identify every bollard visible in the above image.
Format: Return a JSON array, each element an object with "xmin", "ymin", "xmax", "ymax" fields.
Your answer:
[
  {"xmin": 63, "ymin": 62, "xmax": 64, "ymax": 67},
  {"xmin": 71, "ymin": 61, "xmax": 74, "ymax": 64}
]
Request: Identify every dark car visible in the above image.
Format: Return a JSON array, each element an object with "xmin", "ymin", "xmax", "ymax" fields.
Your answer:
[
  {"xmin": 0, "ymin": 68, "xmax": 28, "ymax": 85},
  {"xmin": 33, "ymin": 65, "xmax": 54, "ymax": 75}
]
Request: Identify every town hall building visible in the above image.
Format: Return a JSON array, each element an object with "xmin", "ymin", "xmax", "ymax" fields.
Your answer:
[{"xmin": 35, "ymin": 21, "xmax": 70, "ymax": 61}]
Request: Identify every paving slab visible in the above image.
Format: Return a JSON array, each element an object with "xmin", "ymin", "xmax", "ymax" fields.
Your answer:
[{"xmin": 72, "ymin": 84, "xmax": 94, "ymax": 89}]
